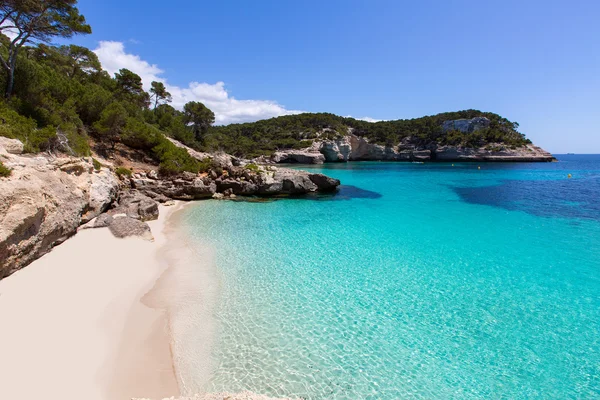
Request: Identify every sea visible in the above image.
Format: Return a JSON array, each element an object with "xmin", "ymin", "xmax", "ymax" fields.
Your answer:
[{"xmin": 178, "ymin": 154, "xmax": 600, "ymax": 399}]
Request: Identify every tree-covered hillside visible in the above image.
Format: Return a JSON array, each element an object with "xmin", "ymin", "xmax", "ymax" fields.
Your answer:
[
  {"xmin": 0, "ymin": 1, "xmax": 212, "ymax": 175},
  {"xmin": 203, "ymin": 111, "xmax": 531, "ymax": 158}
]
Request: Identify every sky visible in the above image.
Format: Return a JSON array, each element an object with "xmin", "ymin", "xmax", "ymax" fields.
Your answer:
[{"xmin": 65, "ymin": 0, "xmax": 599, "ymax": 153}]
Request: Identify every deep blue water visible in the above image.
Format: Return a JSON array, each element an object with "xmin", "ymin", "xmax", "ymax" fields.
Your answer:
[{"xmin": 181, "ymin": 155, "xmax": 600, "ymax": 399}]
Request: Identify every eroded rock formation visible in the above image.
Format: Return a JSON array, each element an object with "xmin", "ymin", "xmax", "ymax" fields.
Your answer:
[{"xmin": 0, "ymin": 144, "xmax": 120, "ymax": 278}]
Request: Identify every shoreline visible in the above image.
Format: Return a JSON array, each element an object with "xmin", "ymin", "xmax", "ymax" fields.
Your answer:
[{"xmin": 0, "ymin": 201, "xmax": 193, "ymax": 400}]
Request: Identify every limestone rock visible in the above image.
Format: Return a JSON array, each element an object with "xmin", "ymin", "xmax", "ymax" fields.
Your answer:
[
  {"xmin": 271, "ymin": 150, "xmax": 326, "ymax": 164},
  {"xmin": 308, "ymin": 173, "xmax": 341, "ymax": 192},
  {"xmin": 0, "ymin": 153, "xmax": 119, "ymax": 278},
  {"xmin": 108, "ymin": 216, "xmax": 153, "ymax": 241},
  {"xmin": 0, "ymin": 137, "xmax": 24, "ymax": 154},
  {"xmin": 132, "ymin": 176, "xmax": 217, "ymax": 200},
  {"xmin": 111, "ymin": 191, "xmax": 159, "ymax": 222},
  {"xmin": 79, "ymin": 213, "xmax": 114, "ymax": 230}
]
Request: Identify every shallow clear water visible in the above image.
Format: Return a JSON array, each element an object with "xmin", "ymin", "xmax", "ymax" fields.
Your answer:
[{"xmin": 181, "ymin": 155, "xmax": 600, "ymax": 399}]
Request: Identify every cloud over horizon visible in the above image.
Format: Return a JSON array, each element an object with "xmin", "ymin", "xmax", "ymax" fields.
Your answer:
[{"xmin": 93, "ymin": 41, "xmax": 304, "ymax": 125}]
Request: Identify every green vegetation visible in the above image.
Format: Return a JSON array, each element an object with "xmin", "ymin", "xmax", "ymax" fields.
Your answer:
[
  {"xmin": 0, "ymin": 1, "xmax": 210, "ymax": 174},
  {"xmin": 115, "ymin": 167, "xmax": 132, "ymax": 178},
  {"xmin": 0, "ymin": 160, "xmax": 11, "ymax": 177},
  {"xmin": 204, "ymin": 111, "xmax": 531, "ymax": 158},
  {"xmin": 92, "ymin": 158, "xmax": 102, "ymax": 171},
  {"xmin": 244, "ymin": 163, "xmax": 260, "ymax": 172}
]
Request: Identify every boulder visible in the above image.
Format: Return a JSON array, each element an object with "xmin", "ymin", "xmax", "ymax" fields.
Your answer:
[
  {"xmin": 0, "ymin": 137, "xmax": 24, "ymax": 154},
  {"xmin": 108, "ymin": 216, "xmax": 153, "ymax": 241},
  {"xmin": 272, "ymin": 150, "xmax": 326, "ymax": 164},
  {"xmin": 112, "ymin": 191, "xmax": 159, "ymax": 222},
  {"xmin": 79, "ymin": 213, "xmax": 113, "ymax": 230},
  {"xmin": 308, "ymin": 173, "xmax": 340, "ymax": 192}
]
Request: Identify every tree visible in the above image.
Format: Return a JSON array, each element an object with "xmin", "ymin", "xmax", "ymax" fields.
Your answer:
[
  {"xmin": 149, "ymin": 81, "xmax": 171, "ymax": 110},
  {"xmin": 183, "ymin": 101, "xmax": 215, "ymax": 141},
  {"xmin": 114, "ymin": 68, "xmax": 149, "ymax": 109},
  {"xmin": 0, "ymin": 0, "xmax": 91, "ymax": 98},
  {"xmin": 93, "ymin": 102, "xmax": 127, "ymax": 149}
]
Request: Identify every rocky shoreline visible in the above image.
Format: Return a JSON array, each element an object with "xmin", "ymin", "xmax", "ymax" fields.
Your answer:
[
  {"xmin": 266, "ymin": 135, "xmax": 555, "ymax": 164},
  {"xmin": 0, "ymin": 136, "xmax": 340, "ymax": 279}
]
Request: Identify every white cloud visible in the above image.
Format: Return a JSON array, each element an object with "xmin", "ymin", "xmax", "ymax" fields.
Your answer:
[
  {"xmin": 1, "ymin": 21, "xmax": 19, "ymax": 40},
  {"xmin": 93, "ymin": 41, "xmax": 303, "ymax": 125}
]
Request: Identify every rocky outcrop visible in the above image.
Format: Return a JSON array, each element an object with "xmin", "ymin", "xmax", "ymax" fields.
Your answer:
[
  {"xmin": 267, "ymin": 130, "xmax": 553, "ymax": 164},
  {"xmin": 272, "ymin": 149, "xmax": 325, "ymax": 164},
  {"xmin": 433, "ymin": 143, "xmax": 554, "ymax": 161},
  {"xmin": 442, "ymin": 117, "xmax": 491, "ymax": 133},
  {"xmin": 0, "ymin": 140, "xmax": 120, "ymax": 278},
  {"xmin": 132, "ymin": 175, "xmax": 218, "ymax": 200},
  {"xmin": 110, "ymin": 191, "xmax": 159, "ymax": 221}
]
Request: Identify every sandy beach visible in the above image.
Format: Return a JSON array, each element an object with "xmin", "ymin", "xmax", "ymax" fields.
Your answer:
[{"xmin": 0, "ymin": 202, "xmax": 192, "ymax": 400}]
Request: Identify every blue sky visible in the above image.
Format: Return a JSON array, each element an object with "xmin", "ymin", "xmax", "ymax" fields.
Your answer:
[{"xmin": 71, "ymin": 0, "xmax": 599, "ymax": 153}]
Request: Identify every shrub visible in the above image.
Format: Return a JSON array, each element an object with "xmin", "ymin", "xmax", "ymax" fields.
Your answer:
[
  {"xmin": 0, "ymin": 161, "xmax": 11, "ymax": 177},
  {"xmin": 115, "ymin": 166, "xmax": 132, "ymax": 178},
  {"xmin": 244, "ymin": 163, "xmax": 260, "ymax": 172},
  {"xmin": 92, "ymin": 158, "xmax": 102, "ymax": 171},
  {"xmin": 152, "ymin": 137, "xmax": 200, "ymax": 175}
]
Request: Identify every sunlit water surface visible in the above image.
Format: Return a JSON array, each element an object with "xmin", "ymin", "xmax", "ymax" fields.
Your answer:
[{"xmin": 180, "ymin": 155, "xmax": 600, "ymax": 399}]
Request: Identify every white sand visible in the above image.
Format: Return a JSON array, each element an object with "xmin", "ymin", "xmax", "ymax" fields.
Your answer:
[{"xmin": 0, "ymin": 203, "xmax": 189, "ymax": 400}]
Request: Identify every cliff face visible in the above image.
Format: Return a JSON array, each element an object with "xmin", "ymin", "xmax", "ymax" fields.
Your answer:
[
  {"xmin": 266, "ymin": 118, "xmax": 554, "ymax": 164},
  {"xmin": 0, "ymin": 138, "xmax": 340, "ymax": 278},
  {"xmin": 0, "ymin": 142, "xmax": 120, "ymax": 278}
]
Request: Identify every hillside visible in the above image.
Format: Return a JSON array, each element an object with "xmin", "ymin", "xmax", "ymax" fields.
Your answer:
[{"xmin": 202, "ymin": 111, "xmax": 554, "ymax": 162}]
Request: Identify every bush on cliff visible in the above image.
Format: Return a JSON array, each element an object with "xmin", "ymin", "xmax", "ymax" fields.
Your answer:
[
  {"xmin": 0, "ymin": 161, "xmax": 12, "ymax": 177},
  {"xmin": 115, "ymin": 167, "xmax": 132, "ymax": 178}
]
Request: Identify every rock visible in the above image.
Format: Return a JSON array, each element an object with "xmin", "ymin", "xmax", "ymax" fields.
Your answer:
[
  {"xmin": 79, "ymin": 213, "xmax": 113, "ymax": 230},
  {"xmin": 308, "ymin": 173, "xmax": 340, "ymax": 192},
  {"xmin": 181, "ymin": 171, "xmax": 197, "ymax": 181},
  {"xmin": 216, "ymin": 178, "xmax": 259, "ymax": 195},
  {"xmin": 112, "ymin": 191, "xmax": 159, "ymax": 222},
  {"xmin": 164, "ymin": 200, "xmax": 176, "ymax": 206},
  {"xmin": 0, "ymin": 154, "xmax": 119, "ymax": 278},
  {"xmin": 132, "ymin": 176, "xmax": 217, "ymax": 200},
  {"xmin": 271, "ymin": 150, "xmax": 326, "ymax": 164},
  {"xmin": 0, "ymin": 137, "xmax": 24, "ymax": 154},
  {"xmin": 147, "ymin": 169, "xmax": 158, "ymax": 179},
  {"xmin": 442, "ymin": 117, "xmax": 491, "ymax": 133},
  {"xmin": 259, "ymin": 169, "xmax": 318, "ymax": 194},
  {"xmin": 433, "ymin": 143, "xmax": 555, "ymax": 162},
  {"xmin": 82, "ymin": 168, "xmax": 120, "ymax": 222},
  {"xmin": 108, "ymin": 216, "xmax": 153, "ymax": 241},
  {"xmin": 319, "ymin": 137, "xmax": 352, "ymax": 161},
  {"xmin": 212, "ymin": 193, "xmax": 225, "ymax": 200}
]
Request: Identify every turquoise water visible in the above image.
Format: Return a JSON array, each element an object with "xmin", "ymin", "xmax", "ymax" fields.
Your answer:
[{"xmin": 181, "ymin": 156, "xmax": 600, "ymax": 399}]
